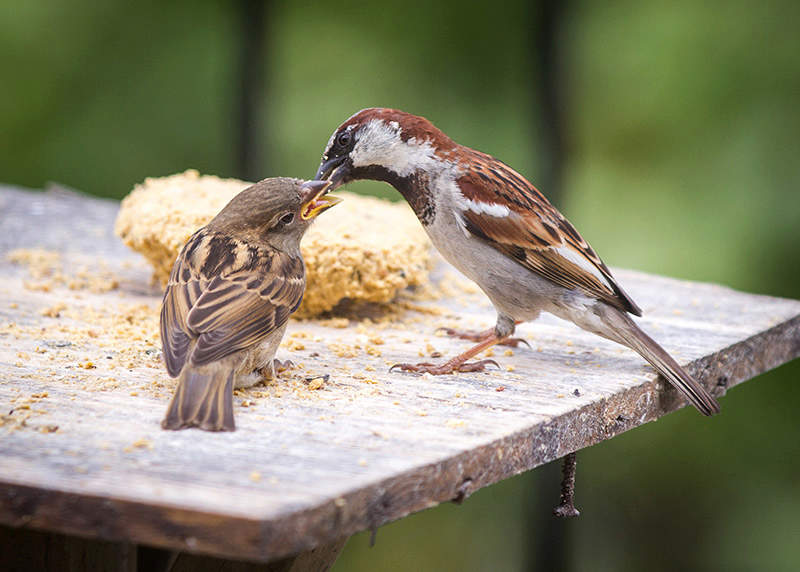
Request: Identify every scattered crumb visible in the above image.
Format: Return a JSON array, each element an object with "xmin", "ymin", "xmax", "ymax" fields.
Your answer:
[
  {"xmin": 327, "ymin": 343, "xmax": 358, "ymax": 358},
  {"xmin": 422, "ymin": 343, "xmax": 438, "ymax": 357},
  {"xmin": 307, "ymin": 377, "xmax": 325, "ymax": 390},
  {"xmin": 284, "ymin": 339, "xmax": 305, "ymax": 351},
  {"xmin": 40, "ymin": 303, "xmax": 67, "ymax": 318},
  {"xmin": 124, "ymin": 438, "xmax": 154, "ymax": 452},
  {"xmin": 319, "ymin": 317, "xmax": 350, "ymax": 329},
  {"xmin": 249, "ymin": 471, "xmax": 262, "ymax": 482}
]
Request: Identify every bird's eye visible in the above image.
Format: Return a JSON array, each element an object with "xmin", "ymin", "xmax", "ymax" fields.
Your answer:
[
  {"xmin": 336, "ymin": 131, "xmax": 352, "ymax": 148},
  {"xmin": 279, "ymin": 212, "xmax": 294, "ymax": 225}
]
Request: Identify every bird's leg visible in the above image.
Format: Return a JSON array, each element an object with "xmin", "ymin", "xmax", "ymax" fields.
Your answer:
[
  {"xmin": 390, "ymin": 333, "xmax": 504, "ymax": 375},
  {"xmin": 392, "ymin": 315, "xmax": 518, "ymax": 375},
  {"xmin": 436, "ymin": 321, "xmax": 529, "ymax": 348},
  {"xmin": 553, "ymin": 452, "xmax": 580, "ymax": 517}
]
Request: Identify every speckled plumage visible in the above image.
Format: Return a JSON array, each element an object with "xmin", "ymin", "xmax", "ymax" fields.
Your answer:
[{"xmin": 161, "ymin": 178, "xmax": 337, "ymax": 431}]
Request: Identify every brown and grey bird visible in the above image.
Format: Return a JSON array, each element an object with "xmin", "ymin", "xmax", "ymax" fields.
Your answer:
[
  {"xmin": 160, "ymin": 177, "xmax": 340, "ymax": 431},
  {"xmin": 314, "ymin": 108, "xmax": 720, "ymax": 416}
]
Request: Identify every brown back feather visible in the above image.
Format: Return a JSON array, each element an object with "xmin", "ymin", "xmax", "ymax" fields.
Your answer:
[{"xmin": 457, "ymin": 149, "xmax": 642, "ymax": 316}]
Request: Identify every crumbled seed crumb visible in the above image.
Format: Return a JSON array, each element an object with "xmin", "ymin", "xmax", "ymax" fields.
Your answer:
[{"xmin": 307, "ymin": 377, "xmax": 325, "ymax": 390}]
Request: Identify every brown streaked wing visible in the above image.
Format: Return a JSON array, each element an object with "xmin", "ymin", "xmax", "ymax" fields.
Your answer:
[
  {"xmin": 159, "ymin": 233, "xmax": 305, "ymax": 375},
  {"xmin": 458, "ymin": 151, "xmax": 642, "ymax": 316},
  {"xmin": 185, "ymin": 252, "xmax": 305, "ymax": 367},
  {"xmin": 160, "ymin": 247, "xmax": 200, "ymax": 377}
]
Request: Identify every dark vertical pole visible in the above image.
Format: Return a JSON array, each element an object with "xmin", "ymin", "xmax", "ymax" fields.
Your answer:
[
  {"xmin": 526, "ymin": 1, "xmax": 573, "ymax": 571},
  {"xmin": 532, "ymin": 0, "xmax": 567, "ymax": 208},
  {"xmin": 236, "ymin": 0, "xmax": 269, "ymax": 181}
]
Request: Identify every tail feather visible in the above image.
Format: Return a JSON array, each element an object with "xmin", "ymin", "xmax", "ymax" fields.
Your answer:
[
  {"xmin": 162, "ymin": 366, "xmax": 235, "ymax": 431},
  {"xmin": 596, "ymin": 307, "xmax": 721, "ymax": 416}
]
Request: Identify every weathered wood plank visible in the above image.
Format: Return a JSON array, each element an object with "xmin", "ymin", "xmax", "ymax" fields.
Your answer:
[{"xmin": 1, "ymin": 186, "xmax": 798, "ymax": 562}]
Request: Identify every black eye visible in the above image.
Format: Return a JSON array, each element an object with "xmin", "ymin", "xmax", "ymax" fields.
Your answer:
[
  {"xmin": 279, "ymin": 212, "xmax": 294, "ymax": 225},
  {"xmin": 336, "ymin": 131, "xmax": 352, "ymax": 148}
]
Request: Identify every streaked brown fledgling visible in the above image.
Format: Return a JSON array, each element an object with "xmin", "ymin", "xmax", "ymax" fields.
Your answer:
[
  {"xmin": 160, "ymin": 177, "xmax": 340, "ymax": 431},
  {"xmin": 314, "ymin": 108, "xmax": 719, "ymax": 416}
]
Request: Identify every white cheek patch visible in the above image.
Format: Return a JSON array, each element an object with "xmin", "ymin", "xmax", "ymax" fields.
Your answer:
[{"xmin": 350, "ymin": 119, "xmax": 439, "ymax": 177}]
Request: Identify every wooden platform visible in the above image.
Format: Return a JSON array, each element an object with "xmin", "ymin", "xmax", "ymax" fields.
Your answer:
[{"xmin": 1, "ymin": 185, "xmax": 798, "ymax": 566}]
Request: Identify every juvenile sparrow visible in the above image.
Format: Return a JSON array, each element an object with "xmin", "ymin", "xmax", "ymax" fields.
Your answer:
[
  {"xmin": 315, "ymin": 108, "xmax": 720, "ymax": 416},
  {"xmin": 160, "ymin": 177, "xmax": 340, "ymax": 431}
]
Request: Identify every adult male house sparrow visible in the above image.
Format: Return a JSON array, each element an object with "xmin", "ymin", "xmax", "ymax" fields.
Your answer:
[
  {"xmin": 315, "ymin": 108, "xmax": 720, "ymax": 416},
  {"xmin": 161, "ymin": 177, "xmax": 340, "ymax": 431}
]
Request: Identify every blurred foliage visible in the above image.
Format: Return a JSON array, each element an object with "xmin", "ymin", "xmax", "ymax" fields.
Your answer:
[{"xmin": 1, "ymin": 0, "xmax": 799, "ymax": 570}]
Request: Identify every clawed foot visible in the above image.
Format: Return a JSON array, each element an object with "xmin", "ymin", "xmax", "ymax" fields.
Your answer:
[
  {"xmin": 436, "ymin": 327, "xmax": 530, "ymax": 349},
  {"xmin": 273, "ymin": 359, "xmax": 294, "ymax": 373},
  {"xmin": 257, "ymin": 359, "xmax": 294, "ymax": 380},
  {"xmin": 389, "ymin": 359, "xmax": 500, "ymax": 375}
]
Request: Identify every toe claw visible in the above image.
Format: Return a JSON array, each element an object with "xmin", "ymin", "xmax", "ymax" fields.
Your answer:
[
  {"xmin": 457, "ymin": 359, "xmax": 500, "ymax": 372},
  {"xmin": 390, "ymin": 363, "xmax": 433, "ymax": 373},
  {"xmin": 274, "ymin": 359, "xmax": 294, "ymax": 372},
  {"xmin": 500, "ymin": 337, "xmax": 530, "ymax": 349}
]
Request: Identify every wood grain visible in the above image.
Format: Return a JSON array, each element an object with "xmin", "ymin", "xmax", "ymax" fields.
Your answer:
[{"xmin": 1, "ymin": 185, "xmax": 798, "ymax": 562}]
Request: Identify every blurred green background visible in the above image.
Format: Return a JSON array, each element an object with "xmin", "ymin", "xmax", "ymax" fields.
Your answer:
[{"xmin": 2, "ymin": 0, "xmax": 799, "ymax": 570}]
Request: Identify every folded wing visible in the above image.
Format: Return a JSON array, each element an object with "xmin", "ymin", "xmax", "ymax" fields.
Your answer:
[
  {"xmin": 160, "ymin": 231, "xmax": 305, "ymax": 376},
  {"xmin": 456, "ymin": 150, "xmax": 642, "ymax": 316}
]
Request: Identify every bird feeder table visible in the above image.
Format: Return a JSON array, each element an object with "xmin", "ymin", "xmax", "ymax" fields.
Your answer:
[{"xmin": 1, "ymin": 185, "xmax": 799, "ymax": 571}]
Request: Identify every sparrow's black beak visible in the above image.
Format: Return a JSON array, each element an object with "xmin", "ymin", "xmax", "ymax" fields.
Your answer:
[
  {"xmin": 299, "ymin": 179, "xmax": 342, "ymax": 220},
  {"xmin": 314, "ymin": 155, "xmax": 351, "ymax": 191}
]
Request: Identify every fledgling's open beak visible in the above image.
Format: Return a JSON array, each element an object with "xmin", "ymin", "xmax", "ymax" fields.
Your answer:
[
  {"xmin": 314, "ymin": 155, "xmax": 351, "ymax": 191},
  {"xmin": 300, "ymin": 179, "xmax": 342, "ymax": 220}
]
